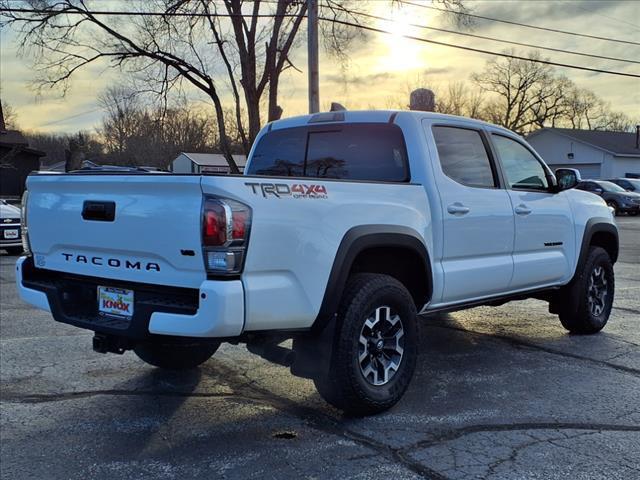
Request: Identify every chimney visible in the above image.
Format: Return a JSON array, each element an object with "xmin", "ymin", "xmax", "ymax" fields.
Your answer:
[
  {"xmin": 410, "ymin": 88, "xmax": 435, "ymax": 112},
  {"xmin": 636, "ymin": 125, "xmax": 639, "ymax": 149}
]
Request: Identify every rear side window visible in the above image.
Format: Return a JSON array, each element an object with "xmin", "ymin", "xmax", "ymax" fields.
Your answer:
[
  {"xmin": 247, "ymin": 123, "xmax": 408, "ymax": 182},
  {"xmin": 432, "ymin": 126, "xmax": 496, "ymax": 188}
]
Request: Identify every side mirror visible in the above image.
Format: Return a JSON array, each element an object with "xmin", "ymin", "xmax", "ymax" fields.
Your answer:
[
  {"xmin": 594, "ymin": 188, "xmax": 604, "ymax": 194},
  {"xmin": 554, "ymin": 168, "xmax": 580, "ymax": 192}
]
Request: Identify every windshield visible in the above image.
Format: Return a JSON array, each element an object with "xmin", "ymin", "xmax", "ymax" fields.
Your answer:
[
  {"xmin": 625, "ymin": 179, "xmax": 640, "ymax": 190},
  {"xmin": 595, "ymin": 181, "xmax": 627, "ymax": 193}
]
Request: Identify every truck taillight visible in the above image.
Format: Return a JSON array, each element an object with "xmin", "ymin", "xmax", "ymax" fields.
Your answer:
[
  {"xmin": 20, "ymin": 190, "xmax": 31, "ymax": 256},
  {"xmin": 202, "ymin": 196, "xmax": 251, "ymax": 275}
]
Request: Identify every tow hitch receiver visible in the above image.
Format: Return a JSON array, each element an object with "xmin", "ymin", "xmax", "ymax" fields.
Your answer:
[{"xmin": 92, "ymin": 334, "xmax": 131, "ymax": 355}]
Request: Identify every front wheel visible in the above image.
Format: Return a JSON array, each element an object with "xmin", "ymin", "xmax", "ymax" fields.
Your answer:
[
  {"xmin": 314, "ymin": 273, "xmax": 418, "ymax": 416},
  {"xmin": 606, "ymin": 200, "xmax": 619, "ymax": 216},
  {"xmin": 557, "ymin": 246, "xmax": 614, "ymax": 334},
  {"xmin": 134, "ymin": 342, "xmax": 220, "ymax": 370}
]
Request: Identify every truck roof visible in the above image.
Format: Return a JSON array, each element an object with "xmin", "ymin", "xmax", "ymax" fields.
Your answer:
[{"xmin": 268, "ymin": 110, "xmax": 514, "ymax": 135}]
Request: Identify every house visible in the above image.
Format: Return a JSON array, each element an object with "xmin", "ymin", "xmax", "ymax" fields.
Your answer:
[
  {"xmin": 527, "ymin": 127, "xmax": 640, "ymax": 179},
  {"xmin": 171, "ymin": 152, "xmax": 246, "ymax": 174},
  {"xmin": 0, "ymin": 106, "xmax": 45, "ymax": 199}
]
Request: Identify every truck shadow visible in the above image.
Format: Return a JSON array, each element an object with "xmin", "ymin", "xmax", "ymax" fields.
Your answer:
[{"xmin": 18, "ymin": 310, "xmax": 634, "ymax": 475}]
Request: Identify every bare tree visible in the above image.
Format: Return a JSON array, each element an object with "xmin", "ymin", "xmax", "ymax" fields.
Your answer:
[
  {"xmin": 564, "ymin": 87, "xmax": 633, "ymax": 131},
  {"xmin": 99, "ymin": 87, "xmax": 142, "ymax": 155},
  {"xmin": 1, "ymin": 0, "xmax": 372, "ymax": 172},
  {"xmin": 435, "ymin": 81, "xmax": 485, "ymax": 119},
  {"xmin": 472, "ymin": 50, "xmax": 562, "ymax": 134},
  {"xmin": 1, "ymin": 100, "xmax": 19, "ymax": 129},
  {"xmin": 99, "ymin": 90, "xmax": 219, "ymax": 168},
  {"xmin": 2, "ymin": 0, "xmax": 471, "ymax": 170}
]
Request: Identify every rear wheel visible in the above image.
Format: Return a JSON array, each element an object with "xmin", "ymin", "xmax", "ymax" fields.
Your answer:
[
  {"xmin": 557, "ymin": 246, "xmax": 614, "ymax": 334},
  {"xmin": 313, "ymin": 273, "xmax": 418, "ymax": 416},
  {"xmin": 134, "ymin": 342, "xmax": 220, "ymax": 370}
]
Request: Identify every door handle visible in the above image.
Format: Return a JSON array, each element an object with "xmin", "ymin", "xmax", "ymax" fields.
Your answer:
[
  {"xmin": 447, "ymin": 203, "xmax": 470, "ymax": 215},
  {"xmin": 514, "ymin": 204, "xmax": 532, "ymax": 215}
]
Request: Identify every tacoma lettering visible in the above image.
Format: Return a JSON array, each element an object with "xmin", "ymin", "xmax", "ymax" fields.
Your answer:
[{"xmin": 61, "ymin": 253, "xmax": 160, "ymax": 272}]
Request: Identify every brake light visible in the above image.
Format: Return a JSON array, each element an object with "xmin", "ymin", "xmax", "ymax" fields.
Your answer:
[
  {"xmin": 202, "ymin": 196, "xmax": 251, "ymax": 275},
  {"xmin": 232, "ymin": 210, "xmax": 248, "ymax": 239},
  {"xmin": 203, "ymin": 201, "xmax": 227, "ymax": 246},
  {"xmin": 20, "ymin": 190, "xmax": 31, "ymax": 256}
]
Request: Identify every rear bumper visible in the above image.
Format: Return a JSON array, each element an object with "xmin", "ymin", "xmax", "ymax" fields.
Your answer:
[{"xmin": 16, "ymin": 257, "xmax": 244, "ymax": 340}]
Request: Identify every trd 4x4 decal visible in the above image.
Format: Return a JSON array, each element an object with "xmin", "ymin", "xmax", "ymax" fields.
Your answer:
[{"xmin": 245, "ymin": 182, "xmax": 328, "ymax": 199}]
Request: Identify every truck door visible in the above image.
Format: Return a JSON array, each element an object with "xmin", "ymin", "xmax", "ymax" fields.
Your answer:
[
  {"xmin": 427, "ymin": 124, "xmax": 515, "ymax": 304},
  {"xmin": 490, "ymin": 134, "xmax": 575, "ymax": 289}
]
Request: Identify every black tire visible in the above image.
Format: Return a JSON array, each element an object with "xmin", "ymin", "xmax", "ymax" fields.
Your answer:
[
  {"xmin": 606, "ymin": 200, "xmax": 619, "ymax": 216},
  {"xmin": 134, "ymin": 341, "xmax": 220, "ymax": 370},
  {"xmin": 313, "ymin": 273, "xmax": 418, "ymax": 416},
  {"xmin": 629, "ymin": 211, "xmax": 638, "ymax": 216},
  {"xmin": 5, "ymin": 246, "xmax": 23, "ymax": 255},
  {"xmin": 557, "ymin": 246, "xmax": 614, "ymax": 334}
]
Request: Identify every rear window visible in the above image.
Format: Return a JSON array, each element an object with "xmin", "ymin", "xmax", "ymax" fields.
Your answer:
[{"xmin": 247, "ymin": 123, "xmax": 409, "ymax": 182}]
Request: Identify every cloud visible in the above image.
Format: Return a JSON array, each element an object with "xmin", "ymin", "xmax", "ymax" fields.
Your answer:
[
  {"xmin": 323, "ymin": 71, "xmax": 393, "ymax": 86},
  {"xmin": 1, "ymin": 0, "xmax": 637, "ymax": 132}
]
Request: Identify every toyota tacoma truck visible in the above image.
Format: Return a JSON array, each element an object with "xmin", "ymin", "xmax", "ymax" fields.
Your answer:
[{"xmin": 16, "ymin": 111, "xmax": 618, "ymax": 415}]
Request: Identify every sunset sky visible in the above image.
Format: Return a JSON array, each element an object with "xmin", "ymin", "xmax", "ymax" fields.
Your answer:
[{"xmin": 1, "ymin": 0, "xmax": 639, "ymax": 134}]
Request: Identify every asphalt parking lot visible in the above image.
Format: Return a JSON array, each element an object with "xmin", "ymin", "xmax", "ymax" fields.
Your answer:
[{"xmin": 1, "ymin": 217, "xmax": 639, "ymax": 480}]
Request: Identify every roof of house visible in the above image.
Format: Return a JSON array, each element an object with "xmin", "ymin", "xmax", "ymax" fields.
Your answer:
[
  {"xmin": 0, "ymin": 130, "xmax": 46, "ymax": 158},
  {"xmin": 528, "ymin": 128, "xmax": 640, "ymax": 157},
  {"xmin": 179, "ymin": 152, "xmax": 247, "ymax": 167},
  {"xmin": 0, "ymin": 130, "xmax": 28, "ymax": 146}
]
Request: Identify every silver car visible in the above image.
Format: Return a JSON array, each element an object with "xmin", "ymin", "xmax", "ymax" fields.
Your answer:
[{"xmin": 0, "ymin": 199, "xmax": 23, "ymax": 255}]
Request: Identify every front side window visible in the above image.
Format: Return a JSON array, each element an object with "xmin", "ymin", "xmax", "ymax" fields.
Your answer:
[
  {"xmin": 492, "ymin": 135, "xmax": 549, "ymax": 191},
  {"xmin": 432, "ymin": 126, "xmax": 495, "ymax": 188},
  {"xmin": 247, "ymin": 123, "xmax": 408, "ymax": 182}
]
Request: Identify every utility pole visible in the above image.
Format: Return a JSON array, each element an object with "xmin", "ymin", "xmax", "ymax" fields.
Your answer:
[{"xmin": 307, "ymin": 0, "xmax": 320, "ymax": 113}]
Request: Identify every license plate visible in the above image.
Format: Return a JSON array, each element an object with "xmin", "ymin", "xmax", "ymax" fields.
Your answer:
[
  {"xmin": 3, "ymin": 229, "xmax": 18, "ymax": 239},
  {"xmin": 98, "ymin": 286, "xmax": 134, "ymax": 318}
]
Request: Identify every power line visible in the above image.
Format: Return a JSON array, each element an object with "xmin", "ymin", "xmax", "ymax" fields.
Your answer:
[
  {"xmin": 400, "ymin": 0, "xmax": 640, "ymax": 47},
  {"xmin": 338, "ymin": 6, "xmax": 640, "ymax": 66},
  {"xmin": 39, "ymin": 108, "xmax": 102, "ymax": 127},
  {"xmin": 577, "ymin": 4, "xmax": 640, "ymax": 32},
  {"xmin": 0, "ymin": 7, "xmax": 302, "ymax": 18},
  {"xmin": 318, "ymin": 17, "xmax": 640, "ymax": 79},
  {"xmin": 3, "ymin": 4, "xmax": 638, "ymax": 78}
]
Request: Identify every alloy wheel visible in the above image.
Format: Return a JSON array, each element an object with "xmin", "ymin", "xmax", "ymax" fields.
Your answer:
[
  {"xmin": 587, "ymin": 265, "xmax": 608, "ymax": 317},
  {"xmin": 358, "ymin": 306, "xmax": 405, "ymax": 386}
]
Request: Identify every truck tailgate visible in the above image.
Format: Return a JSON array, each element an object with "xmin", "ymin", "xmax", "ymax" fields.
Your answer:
[{"xmin": 26, "ymin": 174, "xmax": 205, "ymax": 288}]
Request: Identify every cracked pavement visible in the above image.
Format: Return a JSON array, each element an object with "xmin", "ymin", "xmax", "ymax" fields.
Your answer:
[{"xmin": 1, "ymin": 217, "xmax": 639, "ymax": 479}]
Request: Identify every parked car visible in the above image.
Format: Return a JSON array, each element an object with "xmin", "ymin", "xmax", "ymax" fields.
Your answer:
[
  {"xmin": 0, "ymin": 199, "xmax": 23, "ymax": 255},
  {"xmin": 16, "ymin": 111, "xmax": 618, "ymax": 415},
  {"xmin": 607, "ymin": 178, "xmax": 640, "ymax": 193},
  {"xmin": 576, "ymin": 180, "xmax": 640, "ymax": 215}
]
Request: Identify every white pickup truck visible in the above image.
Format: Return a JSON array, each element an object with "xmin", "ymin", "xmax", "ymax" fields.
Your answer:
[{"xmin": 17, "ymin": 110, "xmax": 618, "ymax": 415}]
